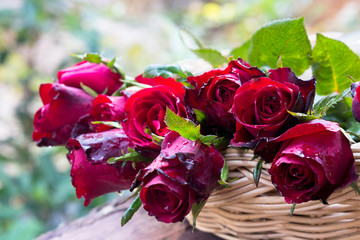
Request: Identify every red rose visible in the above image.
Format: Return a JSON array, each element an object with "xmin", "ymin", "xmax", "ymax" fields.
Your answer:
[
  {"xmin": 231, "ymin": 67, "xmax": 315, "ymax": 147},
  {"xmin": 88, "ymin": 94, "xmax": 127, "ymax": 132},
  {"xmin": 351, "ymin": 82, "xmax": 360, "ymax": 122},
  {"xmin": 32, "ymin": 83, "xmax": 94, "ymax": 146},
  {"xmin": 135, "ymin": 74, "xmax": 185, "ymax": 96},
  {"xmin": 185, "ymin": 59, "xmax": 265, "ymax": 133},
  {"xmin": 122, "ymin": 86, "xmax": 187, "ymax": 156},
  {"xmin": 264, "ymin": 119, "xmax": 357, "ymax": 204},
  {"xmin": 58, "ymin": 61, "xmax": 123, "ymax": 95},
  {"xmin": 132, "ymin": 131, "xmax": 224, "ymax": 223},
  {"xmin": 66, "ymin": 129, "xmax": 145, "ymax": 206},
  {"xmin": 139, "ymin": 174, "xmax": 196, "ymax": 223}
]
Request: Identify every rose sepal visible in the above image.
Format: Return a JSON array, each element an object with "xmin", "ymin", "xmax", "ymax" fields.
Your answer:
[{"xmin": 121, "ymin": 194, "xmax": 142, "ymax": 226}]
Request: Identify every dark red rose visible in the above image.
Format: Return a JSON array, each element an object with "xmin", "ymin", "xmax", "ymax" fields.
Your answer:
[
  {"xmin": 32, "ymin": 83, "xmax": 94, "ymax": 146},
  {"xmin": 132, "ymin": 131, "xmax": 224, "ymax": 223},
  {"xmin": 139, "ymin": 174, "xmax": 196, "ymax": 223},
  {"xmin": 231, "ymin": 67, "xmax": 316, "ymax": 148},
  {"xmin": 351, "ymin": 82, "xmax": 360, "ymax": 122},
  {"xmin": 185, "ymin": 59, "xmax": 265, "ymax": 133},
  {"xmin": 58, "ymin": 61, "xmax": 123, "ymax": 95},
  {"xmin": 263, "ymin": 119, "xmax": 357, "ymax": 204},
  {"xmin": 88, "ymin": 94, "xmax": 127, "ymax": 132},
  {"xmin": 66, "ymin": 129, "xmax": 145, "ymax": 206},
  {"xmin": 135, "ymin": 74, "xmax": 185, "ymax": 96},
  {"xmin": 122, "ymin": 86, "xmax": 187, "ymax": 156}
]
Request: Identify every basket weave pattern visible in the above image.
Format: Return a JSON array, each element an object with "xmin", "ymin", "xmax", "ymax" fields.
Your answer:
[{"xmin": 187, "ymin": 143, "xmax": 360, "ymax": 240}]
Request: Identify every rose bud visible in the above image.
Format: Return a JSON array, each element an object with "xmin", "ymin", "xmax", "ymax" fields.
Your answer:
[
  {"xmin": 231, "ymin": 67, "xmax": 316, "ymax": 148},
  {"xmin": 185, "ymin": 58, "xmax": 265, "ymax": 133},
  {"xmin": 264, "ymin": 119, "xmax": 357, "ymax": 204},
  {"xmin": 88, "ymin": 94, "xmax": 127, "ymax": 132},
  {"xmin": 135, "ymin": 74, "xmax": 185, "ymax": 96},
  {"xmin": 351, "ymin": 81, "xmax": 360, "ymax": 122},
  {"xmin": 32, "ymin": 83, "xmax": 94, "ymax": 146},
  {"xmin": 132, "ymin": 131, "xmax": 224, "ymax": 223},
  {"xmin": 58, "ymin": 61, "xmax": 123, "ymax": 95},
  {"xmin": 66, "ymin": 129, "xmax": 145, "ymax": 206},
  {"xmin": 122, "ymin": 86, "xmax": 187, "ymax": 157}
]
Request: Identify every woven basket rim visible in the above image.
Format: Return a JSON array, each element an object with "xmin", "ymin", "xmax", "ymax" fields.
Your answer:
[{"xmin": 186, "ymin": 143, "xmax": 360, "ymax": 240}]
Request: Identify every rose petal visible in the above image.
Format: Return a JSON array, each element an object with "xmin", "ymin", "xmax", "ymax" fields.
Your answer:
[{"xmin": 58, "ymin": 61, "xmax": 123, "ymax": 95}]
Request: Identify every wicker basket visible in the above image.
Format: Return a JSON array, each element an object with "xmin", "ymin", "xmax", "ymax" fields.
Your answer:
[{"xmin": 186, "ymin": 143, "xmax": 360, "ymax": 240}]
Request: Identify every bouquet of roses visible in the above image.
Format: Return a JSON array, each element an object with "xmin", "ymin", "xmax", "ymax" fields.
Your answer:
[{"xmin": 32, "ymin": 18, "xmax": 360, "ymax": 227}]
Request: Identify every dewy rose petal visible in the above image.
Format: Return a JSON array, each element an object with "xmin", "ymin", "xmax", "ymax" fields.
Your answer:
[
  {"xmin": 66, "ymin": 129, "xmax": 145, "ymax": 206},
  {"xmin": 32, "ymin": 83, "xmax": 94, "ymax": 146},
  {"xmin": 262, "ymin": 119, "xmax": 358, "ymax": 204},
  {"xmin": 132, "ymin": 131, "xmax": 224, "ymax": 223},
  {"xmin": 231, "ymin": 67, "xmax": 316, "ymax": 148},
  {"xmin": 58, "ymin": 61, "xmax": 123, "ymax": 95}
]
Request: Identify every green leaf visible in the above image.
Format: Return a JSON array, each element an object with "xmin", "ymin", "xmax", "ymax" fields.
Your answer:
[
  {"xmin": 347, "ymin": 122, "xmax": 360, "ymax": 140},
  {"xmin": 178, "ymin": 27, "xmax": 227, "ymax": 68},
  {"xmin": 108, "ymin": 59, "xmax": 126, "ymax": 77},
  {"xmin": 350, "ymin": 181, "xmax": 360, "ymax": 195},
  {"xmin": 107, "ymin": 148, "xmax": 153, "ymax": 164},
  {"xmin": 212, "ymin": 137, "xmax": 229, "ymax": 150},
  {"xmin": 121, "ymin": 79, "xmax": 152, "ymax": 89},
  {"xmin": 276, "ymin": 55, "xmax": 283, "ymax": 68},
  {"xmin": 193, "ymin": 109, "xmax": 207, "ymax": 124},
  {"xmin": 143, "ymin": 64, "xmax": 191, "ymax": 80},
  {"xmin": 191, "ymin": 200, "xmax": 207, "ymax": 231},
  {"xmin": 144, "ymin": 126, "xmax": 152, "ymax": 135},
  {"xmin": 179, "ymin": 26, "xmax": 204, "ymax": 49},
  {"xmin": 118, "ymin": 188, "xmax": 141, "ymax": 205},
  {"xmin": 164, "ymin": 108, "xmax": 221, "ymax": 146},
  {"xmin": 108, "ymin": 57, "xmax": 116, "ymax": 69},
  {"xmin": 80, "ymin": 82, "xmax": 98, "ymax": 98},
  {"xmin": 192, "ymin": 48, "xmax": 228, "ymax": 68},
  {"xmin": 253, "ymin": 158, "xmax": 264, "ymax": 187},
  {"xmin": 220, "ymin": 158, "xmax": 228, "ymax": 184},
  {"xmin": 287, "ymin": 110, "xmax": 320, "ymax": 121},
  {"xmin": 290, "ymin": 203, "xmax": 296, "ymax": 216},
  {"xmin": 230, "ymin": 40, "xmax": 251, "ymax": 62},
  {"xmin": 199, "ymin": 135, "xmax": 218, "ymax": 146},
  {"xmin": 313, "ymin": 95, "xmax": 331, "ymax": 115},
  {"xmin": 347, "ymin": 75, "xmax": 357, "ymax": 83},
  {"xmin": 218, "ymin": 180, "xmax": 229, "ymax": 186},
  {"xmin": 249, "ymin": 17, "xmax": 311, "ymax": 76},
  {"xmin": 101, "ymin": 87, "xmax": 108, "ymax": 95},
  {"xmin": 91, "ymin": 121, "xmax": 122, "ymax": 129},
  {"xmin": 72, "ymin": 52, "xmax": 102, "ymax": 64},
  {"xmin": 151, "ymin": 133, "xmax": 164, "ymax": 146},
  {"xmin": 313, "ymin": 87, "xmax": 351, "ymax": 117},
  {"xmin": 348, "ymin": 132, "xmax": 360, "ymax": 141},
  {"xmin": 165, "ymin": 108, "xmax": 201, "ymax": 141},
  {"xmin": 83, "ymin": 53, "xmax": 102, "ymax": 63},
  {"xmin": 312, "ymin": 34, "xmax": 360, "ymax": 95},
  {"xmin": 219, "ymin": 176, "xmax": 239, "ymax": 187},
  {"xmin": 72, "ymin": 52, "xmax": 125, "ymax": 77},
  {"xmin": 121, "ymin": 195, "xmax": 142, "ymax": 226}
]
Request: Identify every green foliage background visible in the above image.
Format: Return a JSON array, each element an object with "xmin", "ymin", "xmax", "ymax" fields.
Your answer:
[{"xmin": 1, "ymin": 0, "xmax": 360, "ymax": 239}]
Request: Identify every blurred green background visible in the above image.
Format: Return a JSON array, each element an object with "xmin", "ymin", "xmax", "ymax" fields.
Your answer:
[{"xmin": 1, "ymin": 0, "xmax": 360, "ymax": 239}]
